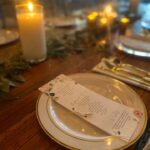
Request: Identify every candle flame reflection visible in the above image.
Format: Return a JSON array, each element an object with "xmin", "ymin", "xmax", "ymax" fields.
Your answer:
[{"xmin": 107, "ymin": 139, "xmax": 112, "ymax": 146}]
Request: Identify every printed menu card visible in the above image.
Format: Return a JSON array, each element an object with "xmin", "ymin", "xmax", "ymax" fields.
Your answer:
[{"xmin": 39, "ymin": 74, "xmax": 143, "ymax": 142}]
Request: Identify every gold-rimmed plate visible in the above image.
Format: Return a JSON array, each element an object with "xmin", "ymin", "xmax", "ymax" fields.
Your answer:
[{"xmin": 36, "ymin": 73, "xmax": 147, "ymax": 150}]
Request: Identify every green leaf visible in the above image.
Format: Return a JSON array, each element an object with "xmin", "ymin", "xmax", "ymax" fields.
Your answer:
[
  {"xmin": 0, "ymin": 78, "xmax": 10, "ymax": 93},
  {"xmin": 12, "ymin": 75, "xmax": 26, "ymax": 83},
  {"xmin": 9, "ymin": 81, "xmax": 16, "ymax": 87}
]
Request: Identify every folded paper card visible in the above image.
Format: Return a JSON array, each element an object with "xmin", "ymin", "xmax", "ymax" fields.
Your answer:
[{"xmin": 39, "ymin": 74, "xmax": 143, "ymax": 142}]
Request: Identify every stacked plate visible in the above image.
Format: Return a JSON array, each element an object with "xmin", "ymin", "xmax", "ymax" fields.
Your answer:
[
  {"xmin": 36, "ymin": 73, "xmax": 147, "ymax": 150},
  {"xmin": 114, "ymin": 35, "xmax": 150, "ymax": 57}
]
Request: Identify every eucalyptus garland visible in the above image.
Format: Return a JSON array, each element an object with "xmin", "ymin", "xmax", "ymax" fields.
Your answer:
[
  {"xmin": 46, "ymin": 26, "xmax": 105, "ymax": 58},
  {"xmin": 0, "ymin": 53, "xmax": 31, "ymax": 93},
  {"xmin": 0, "ymin": 26, "xmax": 108, "ymax": 94}
]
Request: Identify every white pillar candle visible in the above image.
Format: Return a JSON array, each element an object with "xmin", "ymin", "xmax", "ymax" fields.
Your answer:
[{"xmin": 16, "ymin": 2, "xmax": 47, "ymax": 63}]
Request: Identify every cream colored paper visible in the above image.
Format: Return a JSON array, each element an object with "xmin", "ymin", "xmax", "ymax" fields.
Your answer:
[{"xmin": 39, "ymin": 74, "xmax": 143, "ymax": 142}]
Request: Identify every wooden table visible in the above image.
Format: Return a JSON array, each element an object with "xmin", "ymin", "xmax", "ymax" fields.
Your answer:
[{"xmin": 0, "ymin": 37, "xmax": 149, "ymax": 150}]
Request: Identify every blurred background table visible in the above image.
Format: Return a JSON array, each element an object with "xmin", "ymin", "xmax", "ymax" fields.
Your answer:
[{"xmin": 0, "ymin": 0, "xmax": 150, "ymax": 150}]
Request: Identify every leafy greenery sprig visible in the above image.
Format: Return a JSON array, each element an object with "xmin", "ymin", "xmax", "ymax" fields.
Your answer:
[
  {"xmin": 46, "ymin": 26, "xmax": 106, "ymax": 58},
  {"xmin": 0, "ymin": 53, "xmax": 31, "ymax": 93}
]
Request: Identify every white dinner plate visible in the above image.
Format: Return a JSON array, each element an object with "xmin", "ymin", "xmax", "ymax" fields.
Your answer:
[
  {"xmin": 114, "ymin": 36, "xmax": 150, "ymax": 57},
  {"xmin": 0, "ymin": 29, "xmax": 19, "ymax": 46},
  {"xmin": 36, "ymin": 73, "xmax": 147, "ymax": 150}
]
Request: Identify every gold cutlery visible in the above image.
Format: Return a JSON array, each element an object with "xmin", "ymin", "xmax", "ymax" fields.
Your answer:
[{"xmin": 98, "ymin": 58, "xmax": 150, "ymax": 87}]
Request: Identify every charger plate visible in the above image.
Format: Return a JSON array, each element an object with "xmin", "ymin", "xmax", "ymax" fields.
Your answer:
[
  {"xmin": 36, "ymin": 73, "xmax": 147, "ymax": 150},
  {"xmin": 114, "ymin": 35, "xmax": 150, "ymax": 57}
]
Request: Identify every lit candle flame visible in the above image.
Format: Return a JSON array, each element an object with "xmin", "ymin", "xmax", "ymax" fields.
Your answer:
[
  {"xmin": 120, "ymin": 17, "xmax": 130, "ymax": 24},
  {"xmin": 87, "ymin": 12, "xmax": 99, "ymax": 21},
  {"xmin": 100, "ymin": 17, "xmax": 108, "ymax": 25},
  {"xmin": 91, "ymin": 12, "xmax": 99, "ymax": 18},
  {"xmin": 28, "ymin": 2, "xmax": 34, "ymax": 12}
]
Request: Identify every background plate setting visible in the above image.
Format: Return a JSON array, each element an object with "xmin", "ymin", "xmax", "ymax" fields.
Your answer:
[{"xmin": 0, "ymin": 29, "xmax": 19, "ymax": 46}]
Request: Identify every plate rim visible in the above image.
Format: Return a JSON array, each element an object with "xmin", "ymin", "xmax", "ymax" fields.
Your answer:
[
  {"xmin": 47, "ymin": 97, "xmax": 112, "ymax": 142},
  {"xmin": 36, "ymin": 73, "xmax": 147, "ymax": 150},
  {"xmin": 114, "ymin": 39, "xmax": 150, "ymax": 57},
  {"xmin": 0, "ymin": 29, "xmax": 19, "ymax": 46},
  {"xmin": 36, "ymin": 95, "xmax": 78, "ymax": 150}
]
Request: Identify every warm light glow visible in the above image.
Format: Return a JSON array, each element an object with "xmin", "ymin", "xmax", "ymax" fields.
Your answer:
[
  {"xmin": 92, "ymin": 12, "xmax": 99, "ymax": 17},
  {"xmin": 120, "ymin": 17, "xmax": 130, "ymax": 24},
  {"xmin": 87, "ymin": 12, "xmax": 99, "ymax": 21},
  {"xmin": 107, "ymin": 139, "xmax": 112, "ymax": 146},
  {"xmin": 107, "ymin": 141, "xmax": 112, "ymax": 146},
  {"xmin": 104, "ymin": 5, "xmax": 112, "ymax": 14},
  {"xmin": 99, "ymin": 12, "xmax": 103, "ymax": 17},
  {"xmin": 111, "ymin": 12, "xmax": 118, "ymax": 18},
  {"xmin": 97, "ymin": 40, "xmax": 106, "ymax": 46},
  {"xmin": 101, "ymin": 40, "xmax": 106, "ymax": 44},
  {"xmin": 100, "ymin": 17, "xmax": 108, "ymax": 25},
  {"xmin": 102, "ymin": 4, "xmax": 118, "ymax": 23},
  {"xmin": 81, "ymin": 128, "xmax": 85, "ymax": 132},
  {"xmin": 28, "ymin": 2, "xmax": 34, "ymax": 12}
]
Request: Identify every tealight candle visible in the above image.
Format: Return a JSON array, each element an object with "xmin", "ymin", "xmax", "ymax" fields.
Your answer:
[
  {"xmin": 100, "ymin": 17, "xmax": 108, "ymax": 26},
  {"xmin": 120, "ymin": 17, "xmax": 130, "ymax": 24},
  {"xmin": 16, "ymin": 2, "xmax": 47, "ymax": 63},
  {"xmin": 119, "ymin": 17, "xmax": 130, "ymax": 34},
  {"xmin": 87, "ymin": 12, "xmax": 99, "ymax": 22},
  {"xmin": 87, "ymin": 11, "xmax": 99, "ymax": 29}
]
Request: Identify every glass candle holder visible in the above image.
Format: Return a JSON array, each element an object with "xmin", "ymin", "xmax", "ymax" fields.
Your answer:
[{"xmin": 16, "ymin": 2, "xmax": 47, "ymax": 63}]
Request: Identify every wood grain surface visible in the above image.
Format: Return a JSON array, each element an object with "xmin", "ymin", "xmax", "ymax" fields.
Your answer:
[{"xmin": 0, "ymin": 37, "xmax": 149, "ymax": 150}]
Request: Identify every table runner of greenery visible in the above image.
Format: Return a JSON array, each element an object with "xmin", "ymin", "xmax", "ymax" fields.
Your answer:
[{"xmin": 0, "ymin": 22, "xmax": 120, "ymax": 94}]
